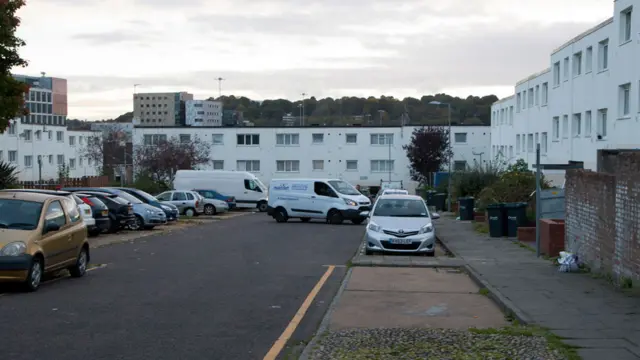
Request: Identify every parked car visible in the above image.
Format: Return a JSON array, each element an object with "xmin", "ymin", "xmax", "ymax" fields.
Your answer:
[
  {"xmin": 0, "ymin": 189, "xmax": 97, "ymax": 234},
  {"xmin": 155, "ymin": 190, "xmax": 205, "ymax": 216},
  {"xmin": 62, "ymin": 188, "xmax": 167, "ymax": 230},
  {"xmin": 74, "ymin": 193, "xmax": 111, "ymax": 236},
  {"xmin": 361, "ymin": 194, "xmax": 440, "ymax": 256},
  {"xmin": 193, "ymin": 189, "xmax": 236, "ymax": 211},
  {"xmin": 75, "ymin": 191, "xmax": 135, "ymax": 233},
  {"xmin": 0, "ymin": 191, "xmax": 90, "ymax": 291},
  {"xmin": 111, "ymin": 187, "xmax": 179, "ymax": 221}
]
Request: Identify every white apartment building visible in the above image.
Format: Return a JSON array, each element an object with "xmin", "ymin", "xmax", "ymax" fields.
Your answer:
[
  {"xmin": 185, "ymin": 100, "xmax": 223, "ymax": 127},
  {"xmin": 133, "ymin": 125, "xmax": 491, "ymax": 193},
  {"xmin": 491, "ymin": 0, "xmax": 638, "ymax": 180},
  {"xmin": 0, "ymin": 122, "xmax": 100, "ymax": 181}
]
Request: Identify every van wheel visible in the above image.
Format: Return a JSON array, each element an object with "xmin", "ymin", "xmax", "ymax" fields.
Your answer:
[
  {"xmin": 23, "ymin": 256, "xmax": 44, "ymax": 292},
  {"xmin": 327, "ymin": 210, "xmax": 343, "ymax": 225},
  {"xmin": 274, "ymin": 208, "xmax": 288, "ymax": 223},
  {"xmin": 300, "ymin": 217, "xmax": 311, "ymax": 222},
  {"xmin": 184, "ymin": 208, "xmax": 196, "ymax": 217},
  {"xmin": 204, "ymin": 204, "xmax": 216, "ymax": 215},
  {"xmin": 257, "ymin": 201, "xmax": 268, "ymax": 212}
]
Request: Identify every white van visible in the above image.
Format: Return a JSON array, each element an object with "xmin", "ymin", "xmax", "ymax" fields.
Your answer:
[
  {"xmin": 267, "ymin": 178, "xmax": 372, "ymax": 224},
  {"xmin": 173, "ymin": 170, "xmax": 269, "ymax": 211}
]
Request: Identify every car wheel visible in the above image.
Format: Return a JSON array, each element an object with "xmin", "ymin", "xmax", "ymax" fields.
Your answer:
[
  {"xmin": 424, "ymin": 251, "xmax": 435, "ymax": 257},
  {"xmin": 274, "ymin": 208, "xmax": 288, "ymax": 223},
  {"xmin": 327, "ymin": 210, "xmax": 343, "ymax": 225},
  {"xmin": 185, "ymin": 208, "xmax": 196, "ymax": 217},
  {"xmin": 204, "ymin": 204, "xmax": 216, "ymax": 215},
  {"xmin": 300, "ymin": 217, "xmax": 311, "ymax": 222},
  {"xmin": 351, "ymin": 218, "xmax": 365, "ymax": 225},
  {"xmin": 69, "ymin": 247, "xmax": 89, "ymax": 278},
  {"xmin": 107, "ymin": 218, "xmax": 119, "ymax": 233},
  {"xmin": 23, "ymin": 256, "xmax": 43, "ymax": 292},
  {"xmin": 365, "ymin": 248, "xmax": 374, "ymax": 255},
  {"xmin": 257, "ymin": 201, "xmax": 268, "ymax": 212},
  {"xmin": 88, "ymin": 228, "xmax": 101, "ymax": 237},
  {"xmin": 129, "ymin": 215, "xmax": 144, "ymax": 231}
]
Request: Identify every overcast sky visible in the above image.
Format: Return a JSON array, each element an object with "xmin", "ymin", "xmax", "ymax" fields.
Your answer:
[{"xmin": 15, "ymin": 0, "xmax": 611, "ymax": 120}]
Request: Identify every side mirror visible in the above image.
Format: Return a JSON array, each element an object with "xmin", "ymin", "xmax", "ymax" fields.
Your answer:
[
  {"xmin": 359, "ymin": 211, "xmax": 370, "ymax": 217},
  {"xmin": 431, "ymin": 213, "xmax": 441, "ymax": 220},
  {"xmin": 45, "ymin": 222, "xmax": 60, "ymax": 232}
]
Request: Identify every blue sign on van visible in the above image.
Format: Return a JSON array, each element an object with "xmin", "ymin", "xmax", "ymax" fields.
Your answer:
[
  {"xmin": 291, "ymin": 184, "xmax": 308, "ymax": 191},
  {"xmin": 273, "ymin": 184, "xmax": 289, "ymax": 191}
]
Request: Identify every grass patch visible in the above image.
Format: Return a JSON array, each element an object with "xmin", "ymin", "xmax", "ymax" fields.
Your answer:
[
  {"xmin": 478, "ymin": 288, "xmax": 490, "ymax": 296},
  {"xmin": 515, "ymin": 241, "xmax": 535, "ymax": 253},
  {"xmin": 473, "ymin": 222, "xmax": 489, "ymax": 234},
  {"xmin": 469, "ymin": 325, "xmax": 581, "ymax": 360}
]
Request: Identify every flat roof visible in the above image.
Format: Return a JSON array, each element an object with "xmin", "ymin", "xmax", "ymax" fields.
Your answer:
[
  {"xmin": 134, "ymin": 124, "xmax": 491, "ymax": 129},
  {"xmin": 551, "ymin": 17, "xmax": 613, "ymax": 55},
  {"xmin": 516, "ymin": 68, "xmax": 551, "ymax": 86},
  {"xmin": 493, "ymin": 95, "xmax": 515, "ymax": 105}
]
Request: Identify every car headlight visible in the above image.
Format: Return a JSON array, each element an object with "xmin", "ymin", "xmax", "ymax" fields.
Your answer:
[
  {"xmin": 419, "ymin": 224, "xmax": 434, "ymax": 234},
  {"xmin": 0, "ymin": 241, "xmax": 27, "ymax": 256},
  {"xmin": 367, "ymin": 222, "xmax": 382, "ymax": 233},
  {"xmin": 145, "ymin": 209, "xmax": 154, "ymax": 214},
  {"xmin": 344, "ymin": 199, "xmax": 357, "ymax": 206}
]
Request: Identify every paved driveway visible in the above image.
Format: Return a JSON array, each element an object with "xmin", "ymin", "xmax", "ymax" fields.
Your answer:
[{"xmin": 0, "ymin": 214, "xmax": 364, "ymax": 360}]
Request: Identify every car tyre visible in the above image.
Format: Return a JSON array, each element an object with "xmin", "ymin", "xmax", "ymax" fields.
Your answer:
[
  {"xmin": 23, "ymin": 256, "xmax": 44, "ymax": 292},
  {"xmin": 129, "ymin": 215, "xmax": 144, "ymax": 231},
  {"xmin": 351, "ymin": 218, "xmax": 365, "ymax": 225},
  {"xmin": 365, "ymin": 248, "xmax": 374, "ymax": 255},
  {"xmin": 204, "ymin": 204, "xmax": 216, "ymax": 215},
  {"xmin": 257, "ymin": 201, "xmax": 268, "ymax": 212},
  {"xmin": 274, "ymin": 208, "xmax": 288, "ymax": 223},
  {"xmin": 300, "ymin": 217, "xmax": 311, "ymax": 222},
  {"xmin": 184, "ymin": 208, "xmax": 196, "ymax": 217},
  {"xmin": 69, "ymin": 247, "xmax": 89, "ymax": 278},
  {"xmin": 327, "ymin": 210, "xmax": 343, "ymax": 225},
  {"xmin": 88, "ymin": 228, "xmax": 101, "ymax": 237},
  {"xmin": 424, "ymin": 251, "xmax": 435, "ymax": 257}
]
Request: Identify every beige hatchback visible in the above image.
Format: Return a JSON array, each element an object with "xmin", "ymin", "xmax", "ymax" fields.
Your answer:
[{"xmin": 0, "ymin": 192, "xmax": 90, "ymax": 292}]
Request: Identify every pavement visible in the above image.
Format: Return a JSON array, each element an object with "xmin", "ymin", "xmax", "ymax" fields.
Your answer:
[
  {"xmin": 436, "ymin": 215, "xmax": 640, "ymax": 360},
  {"xmin": 0, "ymin": 213, "xmax": 365, "ymax": 360}
]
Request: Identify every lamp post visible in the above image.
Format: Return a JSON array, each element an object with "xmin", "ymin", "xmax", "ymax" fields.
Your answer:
[
  {"xmin": 301, "ymin": 93, "xmax": 307, "ymax": 126},
  {"xmin": 429, "ymin": 101, "xmax": 452, "ymax": 212}
]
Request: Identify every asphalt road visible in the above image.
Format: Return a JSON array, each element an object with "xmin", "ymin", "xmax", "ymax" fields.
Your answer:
[{"xmin": 0, "ymin": 213, "xmax": 364, "ymax": 360}]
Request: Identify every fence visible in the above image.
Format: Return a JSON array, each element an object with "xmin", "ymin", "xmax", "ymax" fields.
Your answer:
[
  {"xmin": 15, "ymin": 176, "xmax": 110, "ymax": 190},
  {"xmin": 565, "ymin": 152, "xmax": 640, "ymax": 283}
]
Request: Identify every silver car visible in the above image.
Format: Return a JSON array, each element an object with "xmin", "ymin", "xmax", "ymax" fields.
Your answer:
[
  {"xmin": 362, "ymin": 194, "xmax": 440, "ymax": 256},
  {"xmin": 156, "ymin": 190, "xmax": 205, "ymax": 217}
]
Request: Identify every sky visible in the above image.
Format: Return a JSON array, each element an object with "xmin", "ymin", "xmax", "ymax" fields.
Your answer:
[{"xmin": 14, "ymin": 0, "xmax": 612, "ymax": 120}]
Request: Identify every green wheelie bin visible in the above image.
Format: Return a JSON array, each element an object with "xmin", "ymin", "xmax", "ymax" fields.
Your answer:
[
  {"xmin": 505, "ymin": 202, "xmax": 528, "ymax": 237},
  {"xmin": 486, "ymin": 203, "xmax": 506, "ymax": 237},
  {"xmin": 458, "ymin": 197, "xmax": 475, "ymax": 221}
]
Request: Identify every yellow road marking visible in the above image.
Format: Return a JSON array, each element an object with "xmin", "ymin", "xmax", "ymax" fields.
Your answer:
[{"xmin": 263, "ymin": 265, "xmax": 335, "ymax": 360}]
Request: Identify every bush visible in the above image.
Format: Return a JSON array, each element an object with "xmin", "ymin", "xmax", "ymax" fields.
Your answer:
[
  {"xmin": 451, "ymin": 161, "xmax": 503, "ymax": 199},
  {"xmin": 0, "ymin": 160, "xmax": 19, "ymax": 189},
  {"xmin": 132, "ymin": 173, "xmax": 170, "ymax": 195}
]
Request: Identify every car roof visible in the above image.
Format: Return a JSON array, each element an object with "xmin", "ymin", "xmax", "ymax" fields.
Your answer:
[
  {"xmin": 0, "ymin": 191, "xmax": 66, "ymax": 203},
  {"xmin": 0, "ymin": 188, "xmax": 72, "ymax": 196},
  {"xmin": 75, "ymin": 191, "xmax": 118, "ymax": 197},
  {"xmin": 377, "ymin": 194, "xmax": 423, "ymax": 201},
  {"xmin": 271, "ymin": 178, "xmax": 343, "ymax": 182}
]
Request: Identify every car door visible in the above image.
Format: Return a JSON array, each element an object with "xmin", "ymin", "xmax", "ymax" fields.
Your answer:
[
  {"xmin": 39, "ymin": 200, "xmax": 70, "ymax": 270},
  {"xmin": 310, "ymin": 181, "xmax": 339, "ymax": 217},
  {"xmin": 171, "ymin": 191, "xmax": 188, "ymax": 212},
  {"xmin": 61, "ymin": 198, "xmax": 85, "ymax": 261}
]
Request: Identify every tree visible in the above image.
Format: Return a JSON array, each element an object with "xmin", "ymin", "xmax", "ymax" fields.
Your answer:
[
  {"xmin": 0, "ymin": 159, "xmax": 19, "ymax": 189},
  {"xmin": 57, "ymin": 162, "xmax": 70, "ymax": 184},
  {"xmin": 133, "ymin": 136, "xmax": 211, "ymax": 188},
  {"xmin": 81, "ymin": 124, "xmax": 130, "ymax": 176},
  {"xmin": 0, "ymin": 0, "xmax": 29, "ymax": 133},
  {"xmin": 403, "ymin": 126, "xmax": 453, "ymax": 185}
]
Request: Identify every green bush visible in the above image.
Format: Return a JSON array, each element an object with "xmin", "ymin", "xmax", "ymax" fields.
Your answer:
[
  {"xmin": 451, "ymin": 161, "xmax": 503, "ymax": 199},
  {"xmin": 132, "ymin": 173, "xmax": 170, "ymax": 195},
  {"xmin": 0, "ymin": 160, "xmax": 19, "ymax": 190}
]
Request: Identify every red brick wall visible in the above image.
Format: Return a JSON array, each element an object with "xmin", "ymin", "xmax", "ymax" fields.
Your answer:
[{"xmin": 566, "ymin": 152, "xmax": 640, "ymax": 281}]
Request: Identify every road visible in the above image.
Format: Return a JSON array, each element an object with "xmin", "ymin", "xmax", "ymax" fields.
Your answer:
[{"xmin": 0, "ymin": 213, "xmax": 364, "ymax": 360}]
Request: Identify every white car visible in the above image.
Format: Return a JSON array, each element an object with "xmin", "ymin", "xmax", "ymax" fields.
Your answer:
[{"xmin": 198, "ymin": 194, "xmax": 229, "ymax": 215}]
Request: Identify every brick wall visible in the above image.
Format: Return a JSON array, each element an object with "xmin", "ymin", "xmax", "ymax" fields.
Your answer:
[{"xmin": 566, "ymin": 152, "xmax": 640, "ymax": 282}]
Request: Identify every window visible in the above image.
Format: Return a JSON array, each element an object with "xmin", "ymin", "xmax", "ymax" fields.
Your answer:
[
  {"xmin": 552, "ymin": 117, "xmax": 560, "ymax": 140},
  {"xmin": 541, "ymin": 133, "xmax": 548, "ymax": 154},
  {"xmin": 172, "ymin": 192, "xmax": 187, "ymax": 201},
  {"xmin": 62, "ymin": 198, "xmax": 81, "ymax": 224},
  {"xmin": 535, "ymin": 85, "xmax": 540, "ymax": 105},
  {"xmin": 212, "ymin": 134, "xmax": 223, "ymax": 145},
  {"xmin": 597, "ymin": 109, "xmax": 608, "ymax": 138},
  {"xmin": 57, "ymin": 154, "xmax": 64, "ymax": 165},
  {"xmin": 312, "ymin": 133, "xmax": 324, "ymax": 144},
  {"xmin": 370, "ymin": 133, "xmax": 393, "ymax": 145},
  {"xmin": 621, "ymin": 7, "xmax": 632, "ymax": 43},
  {"xmin": 35, "ymin": 130, "xmax": 41, "ymax": 141},
  {"xmin": 541, "ymin": 83, "xmax": 548, "ymax": 105},
  {"xmin": 451, "ymin": 132, "xmax": 467, "ymax": 143},
  {"xmin": 527, "ymin": 134, "xmax": 534, "ymax": 152},
  {"xmin": 244, "ymin": 179, "xmax": 261, "ymax": 192},
  {"xmin": 528, "ymin": 88, "xmax": 534, "ymax": 107},
  {"xmin": 56, "ymin": 131, "xmax": 63, "ymax": 142},
  {"xmin": 314, "ymin": 182, "xmax": 337, "ymax": 198},
  {"xmin": 179, "ymin": 134, "xmax": 191, "ymax": 143},
  {"xmin": 79, "ymin": 158, "xmax": 83, "ymax": 167},
  {"xmin": 8, "ymin": 150, "xmax": 16, "ymax": 163},
  {"xmin": 573, "ymin": 51, "xmax": 582, "ymax": 76},
  {"xmin": 522, "ymin": 90, "xmax": 527, "ymax": 109},
  {"xmin": 586, "ymin": 46, "xmax": 593, "ymax": 72},
  {"xmin": 156, "ymin": 192, "xmax": 171, "ymax": 201},
  {"xmin": 69, "ymin": 158, "xmax": 76, "ymax": 169},
  {"xmin": 212, "ymin": 160, "xmax": 224, "ymax": 170},
  {"xmin": 620, "ymin": 83, "xmax": 631, "ymax": 116},
  {"xmin": 236, "ymin": 160, "xmax": 260, "ymax": 172},
  {"xmin": 276, "ymin": 133, "xmax": 299, "ymax": 146},
  {"xmin": 585, "ymin": 111, "xmax": 592, "ymax": 136},
  {"xmin": 516, "ymin": 93, "xmax": 521, "ymax": 110},
  {"xmin": 553, "ymin": 62, "xmax": 560, "ymax": 85},
  {"xmin": 345, "ymin": 133, "xmax": 357, "ymax": 144},
  {"xmin": 453, "ymin": 161, "xmax": 467, "ymax": 171},
  {"xmin": 237, "ymin": 134, "xmax": 259, "ymax": 145},
  {"xmin": 516, "ymin": 135, "xmax": 521, "ymax": 153},
  {"xmin": 563, "ymin": 57, "xmax": 569, "ymax": 81},
  {"xmin": 371, "ymin": 160, "xmax": 394, "ymax": 172},
  {"xmin": 509, "ymin": 106, "xmax": 514, "ymax": 124},
  {"xmin": 535, "ymin": 133, "xmax": 539, "ymax": 148},
  {"xmin": 23, "ymin": 129, "xmax": 32, "ymax": 141},
  {"xmin": 312, "ymin": 160, "xmax": 324, "ymax": 171},
  {"xmin": 24, "ymin": 155, "xmax": 32, "ymax": 167},
  {"xmin": 521, "ymin": 134, "xmax": 526, "ymax": 153},
  {"xmin": 572, "ymin": 113, "xmax": 582, "ymax": 137},
  {"xmin": 45, "ymin": 201, "xmax": 66, "ymax": 229},
  {"xmin": 69, "ymin": 136, "xmax": 75, "ymax": 146},
  {"xmin": 8, "ymin": 123, "xmax": 15, "ymax": 135},
  {"xmin": 562, "ymin": 115, "xmax": 569, "ymax": 138},
  {"xmin": 48, "ymin": 154, "xmax": 53, "ymax": 164},
  {"xmin": 276, "ymin": 160, "xmax": 299, "ymax": 172},
  {"xmin": 346, "ymin": 160, "xmax": 358, "ymax": 171},
  {"xmin": 143, "ymin": 134, "xmax": 167, "ymax": 145},
  {"xmin": 598, "ymin": 39, "xmax": 609, "ymax": 71}
]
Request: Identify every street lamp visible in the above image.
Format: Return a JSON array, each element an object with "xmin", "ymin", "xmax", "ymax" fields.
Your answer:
[{"xmin": 429, "ymin": 101, "xmax": 453, "ymax": 213}]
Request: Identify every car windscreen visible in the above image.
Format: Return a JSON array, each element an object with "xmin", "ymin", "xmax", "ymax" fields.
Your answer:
[
  {"xmin": 129, "ymin": 189, "xmax": 157, "ymax": 203},
  {"xmin": 110, "ymin": 196, "xmax": 130, "ymax": 205},
  {"xmin": 0, "ymin": 199, "xmax": 43, "ymax": 230},
  {"xmin": 328, "ymin": 180, "xmax": 361, "ymax": 195},
  {"xmin": 112, "ymin": 190, "xmax": 142, "ymax": 204},
  {"xmin": 372, "ymin": 199, "xmax": 429, "ymax": 217}
]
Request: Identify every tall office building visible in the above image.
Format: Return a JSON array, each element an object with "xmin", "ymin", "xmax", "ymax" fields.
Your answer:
[
  {"xmin": 133, "ymin": 92, "xmax": 194, "ymax": 127},
  {"xmin": 185, "ymin": 99, "xmax": 223, "ymax": 126},
  {"xmin": 12, "ymin": 74, "xmax": 68, "ymax": 127}
]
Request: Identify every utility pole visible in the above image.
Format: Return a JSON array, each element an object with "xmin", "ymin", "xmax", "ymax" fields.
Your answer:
[
  {"xmin": 216, "ymin": 77, "xmax": 225, "ymax": 98},
  {"xmin": 301, "ymin": 93, "xmax": 307, "ymax": 126},
  {"xmin": 298, "ymin": 104, "xmax": 303, "ymax": 125}
]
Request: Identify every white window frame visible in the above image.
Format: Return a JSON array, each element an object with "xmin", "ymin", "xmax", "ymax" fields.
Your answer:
[
  {"xmin": 8, "ymin": 150, "xmax": 17, "ymax": 163},
  {"xmin": 57, "ymin": 154, "xmax": 64, "ymax": 165},
  {"xmin": 236, "ymin": 160, "xmax": 260, "ymax": 172},
  {"xmin": 212, "ymin": 134, "xmax": 224, "ymax": 145},
  {"xmin": 585, "ymin": 46, "xmax": 593, "ymax": 73},
  {"xmin": 563, "ymin": 57, "xmax": 569, "ymax": 81},
  {"xmin": 370, "ymin": 133, "xmax": 393, "ymax": 145},
  {"xmin": 527, "ymin": 134, "xmax": 534, "ymax": 152},
  {"xmin": 345, "ymin": 133, "xmax": 357, "ymax": 144},
  {"xmin": 312, "ymin": 133, "xmax": 324, "ymax": 144},
  {"xmin": 276, "ymin": 160, "xmax": 300, "ymax": 173},
  {"xmin": 345, "ymin": 160, "xmax": 358, "ymax": 171},
  {"xmin": 598, "ymin": 39, "xmax": 609, "ymax": 71},
  {"xmin": 528, "ymin": 88, "xmax": 534, "ymax": 107},
  {"xmin": 597, "ymin": 109, "xmax": 608, "ymax": 139},
  {"xmin": 370, "ymin": 160, "xmax": 394, "ymax": 172},
  {"xmin": 23, "ymin": 129, "xmax": 32, "ymax": 141},
  {"xmin": 516, "ymin": 135, "xmax": 521, "ymax": 154},
  {"xmin": 585, "ymin": 111, "xmax": 592, "ymax": 137},
  {"xmin": 620, "ymin": 83, "xmax": 631, "ymax": 117},
  {"xmin": 56, "ymin": 131, "xmax": 64, "ymax": 142},
  {"xmin": 24, "ymin": 155, "xmax": 32, "ymax": 168},
  {"xmin": 562, "ymin": 115, "xmax": 569, "ymax": 139},
  {"xmin": 541, "ymin": 133, "xmax": 548, "ymax": 154},
  {"xmin": 237, "ymin": 134, "xmax": 259, "ymax": 146},
  {"xmin": 69, "ymin": 135, "xmax": 75, "ymax": 146},
  {"xmin": 572, "ymin": 113, "xmax": 581, "ymax": 137},
  {"xmin": 212, "ymin": 160, "xmax": 224, "ymax": 170},
  {"xmin": 454, "ymin": 132, "xmax": 467, "ymax": 143},
  {"xmin": 573, "ymin": 51, "xmax": 582, "ymax": 76},
  {"xmin": 542, "ymin": 83, "xmax": 548, "ymax": 105},
  {"xmin": 620, "ymin": 7, "xmax": 633, "ymax": 43},
  {"xmin": 312, "ymin": 160, "xmax": 324, "ymax": 171},
  {"xmin": 552, "ymin": 117, "xmax": 560, "ymax": 140},
  {"xmin": 69, "ymin": 158, "xmax": 76, "ymax": 169},
  {"xmin": 553, "ymin": 62, "xmax": 561, "ymax": 86},
  {"xmin": 276, "ymin": 133, "xmax": 299, "ymax": 146}
]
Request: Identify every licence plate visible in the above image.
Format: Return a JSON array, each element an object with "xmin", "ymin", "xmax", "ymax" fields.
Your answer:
[
  {"xmin": 389, "ymin": 238, "xmax": 412, "ymax": 245},
  {"xmin": 102, "ymin": 210, "xmax": 108, "ymax": 216},
  {"xmin": 84, "ymin": 209, "xmax": 91, "ymax": 214}
]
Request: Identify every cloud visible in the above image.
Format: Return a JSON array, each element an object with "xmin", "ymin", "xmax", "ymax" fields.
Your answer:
[{"xmin": 71, "ymin": 30, "xmax": 155, "ymax": 45}]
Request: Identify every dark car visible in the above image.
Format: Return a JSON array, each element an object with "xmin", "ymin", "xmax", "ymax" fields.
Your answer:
[
  {"xmin": 75, "ymin": 193, "xmax": 111, "ymax": 236},
  {"xmin": 76, "ymin": 191, "xmax": 135, "ymax": 233},
  {"xmin": 112, "ymin": 187, "xmax": 179, "ymax": 221},
  {"xmin": 193, "ymin": 189, "xmax": 237, "ymax": 210}
]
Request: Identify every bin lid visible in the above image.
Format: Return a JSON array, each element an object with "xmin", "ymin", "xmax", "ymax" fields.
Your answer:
[
  {"xmin": 504, "ymin": 202, "xmax": 528, "ymax": 208},
  {"xmin": 486, "ymin": 203, "xmax": 504, "ymax": 208}
]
